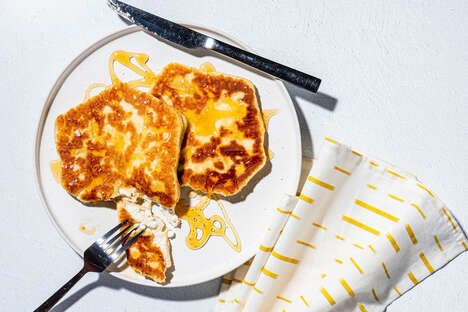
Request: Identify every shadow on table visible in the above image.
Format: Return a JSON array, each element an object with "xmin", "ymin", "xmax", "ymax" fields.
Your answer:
[
  {"xmin": 283, "ymin": 82, "xmax": 338, "ymax": 159},
  {"xmin": 51, "ymin": 273, "xmax": 221, "ymax": 312}
]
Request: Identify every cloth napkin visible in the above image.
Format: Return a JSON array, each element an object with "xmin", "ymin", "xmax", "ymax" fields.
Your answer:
[{"xmin": 216, "ymin": 138, "xmax": 467, "ymax": 312}]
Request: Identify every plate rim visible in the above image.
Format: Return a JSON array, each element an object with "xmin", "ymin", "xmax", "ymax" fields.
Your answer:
[{"xmin": 34, "ymin": 24, "xmax": 302, "ymax": 287}]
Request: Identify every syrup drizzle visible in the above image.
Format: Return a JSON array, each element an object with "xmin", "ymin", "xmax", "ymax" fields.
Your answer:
[
  {"xmin": 108, "ymin": 50, "xmax": 157, "ymax": 88},
  {"xmin": 262, "ymin": 108, "xmax": 278, "ymax": 128},
  {"xmin": 79, "ymin": 221, "xmax": 96, "ymax": 235},
  {"xmin": 84, "ymin": 83, "xmax": 108, "ymax": 101},
  {"xmin": 50, "ymin": 160, "xmax": 62, "ymax": 183},
  {"xmin": 176, "ymin": 193, "xmax": 241, "ymax": 252}
]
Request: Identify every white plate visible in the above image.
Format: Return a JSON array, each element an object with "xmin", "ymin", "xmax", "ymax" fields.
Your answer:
[{"xmin": 34, "ymin": 25, "xmax": 301, "ymax": 287}]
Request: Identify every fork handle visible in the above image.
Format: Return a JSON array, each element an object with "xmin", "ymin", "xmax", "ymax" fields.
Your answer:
[{"xmin": 34, "ymin": 266, "xmax": 89, "ymax": 312}]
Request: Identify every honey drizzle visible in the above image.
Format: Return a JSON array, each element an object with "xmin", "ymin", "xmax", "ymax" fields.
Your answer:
[
  {"xmin": 184, "ymin": 97, "xmax": 247, "ymax": 137},
  {"xmin": 199, "ymin": 62, "xmax": 216, "ymax": 73},
  {"xmin": 262, "ymin": 109, "xmax": 278, "ymax": 160},
  {"xmin": 215, "ymin": 195, "xmax": 242, "ymax": 252},
  {"xmin": 108, "ymin": 50, "xmax": 157, "ymax": 88},
  {"xmin": 50, "ymin": 160, "xmax": 62, "ymax": 183},
  {"xmin": 268, "ymin": 149, "xmax": 275, "ymax": 160},
  {"xmin": 176, "ymin": 194, "xmax": 241, "ymax": 252},
  {"xmin": 84, "ymin": 83, "xmax": 108, "ymax": 100},
  {"xmin": 79, "ymin": 221, "xmax": 96, "ymax": 235},
  {"xmin": 262, "ymin": 108, "xmax": 278, "ymax": 128}
]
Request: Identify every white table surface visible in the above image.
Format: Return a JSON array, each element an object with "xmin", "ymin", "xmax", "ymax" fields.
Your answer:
[{"xmin": 1, "ymin": 0, "xmax": 467, "ymax": 311}]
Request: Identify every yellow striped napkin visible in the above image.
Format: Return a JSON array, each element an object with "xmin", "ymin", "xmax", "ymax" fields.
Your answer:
[{"xmin": 216, "ymin": 138, "xmax": 467, "ymax": 312}]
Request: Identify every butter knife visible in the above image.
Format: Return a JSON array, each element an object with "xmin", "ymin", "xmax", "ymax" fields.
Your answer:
[{"xmin": 107, "ymin": 0, "xmax": 321, "ymax": 93}]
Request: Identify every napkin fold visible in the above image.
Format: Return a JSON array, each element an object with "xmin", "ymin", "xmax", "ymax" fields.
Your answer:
[{"xmin": 216, "ymin": 138, "xmax": 467, "ymax": 312}]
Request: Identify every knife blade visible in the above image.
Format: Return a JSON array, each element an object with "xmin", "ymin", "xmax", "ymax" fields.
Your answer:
[{"xmin": 107, "ymin": 0, "xmax": 321, "ymax": 93}]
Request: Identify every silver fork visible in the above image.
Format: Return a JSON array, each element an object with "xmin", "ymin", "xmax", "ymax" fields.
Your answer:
[{"xmin": 35, "ymin": 221, "xmax": 146, "ymax": 312}]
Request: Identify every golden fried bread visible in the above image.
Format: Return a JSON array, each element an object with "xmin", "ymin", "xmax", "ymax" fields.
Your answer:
[
  {"xmin": 117, "ymin": 199, "xmax": 172, "ymax": 283},
  {"xmin": 151, "ymin": 63, "xmax": 266, "ymax": 196},
  {"xmin": 54, "ymin": 83, "xmax": 185, "ymax": 209}
]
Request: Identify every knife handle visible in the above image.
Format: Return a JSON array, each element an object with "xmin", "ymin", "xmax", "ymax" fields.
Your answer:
[{"xmin": 210, "ymin": 40, "xmax": 321, "ymax": 93}]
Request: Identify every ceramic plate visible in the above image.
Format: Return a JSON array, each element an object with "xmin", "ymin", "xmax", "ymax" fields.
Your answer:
[{"xmin": 35, "ymin": 25, "xmax": 301, "ymax": 287}]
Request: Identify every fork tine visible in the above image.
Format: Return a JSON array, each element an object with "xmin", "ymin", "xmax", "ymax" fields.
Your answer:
[
  {"xmin": 106, "ymin": 224, "xmax": 142, "ymax": 252},
  {"xmin": 111, "ymin": 226, "xmax": 146, "ymax": 261},
  {"xmin": 101, "ymin": 223, "xmax": 135, "ymax": 250},
  {"xmin": 96, "ymin": 221, "xmax": 127, "ymax": 244}
]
